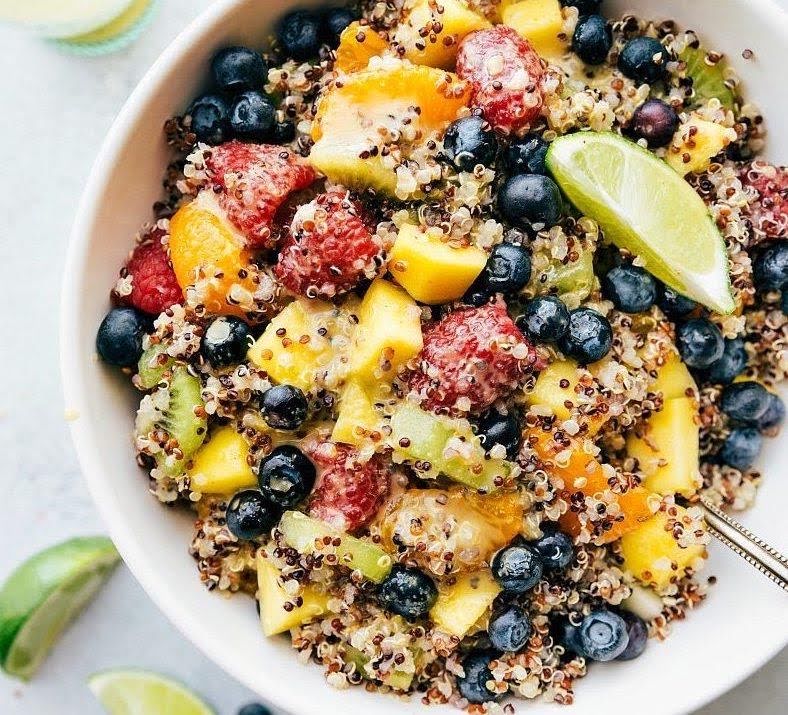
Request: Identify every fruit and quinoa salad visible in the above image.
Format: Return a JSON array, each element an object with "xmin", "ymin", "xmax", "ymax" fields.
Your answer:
[{"xmin": 94, "ymin": 0, "xmax": 788, "ymax": 709}]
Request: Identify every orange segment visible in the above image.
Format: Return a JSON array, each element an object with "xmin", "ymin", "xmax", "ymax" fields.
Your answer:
[{"xmin": 335, "ymin": 22, "xmax": 389, "ymax": 73}]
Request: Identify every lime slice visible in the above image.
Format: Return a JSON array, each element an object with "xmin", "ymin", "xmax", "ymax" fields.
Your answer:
[
  {"xmin": 88, "ymin": 670, "xmax": 215, "ymax": 715},
  {"xmin": 546, "ymin": 132, "xmax": 734, "ymax": 314},
  {"xmin": 0, "ymin": 537, "xmax": 120, "ymax": 680}
]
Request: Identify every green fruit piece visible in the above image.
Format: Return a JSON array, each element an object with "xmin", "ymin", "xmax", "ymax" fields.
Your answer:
[
  {"xmin": 88, "ymin": 669, "xmax": 215, "ymax": 715},
  {"xmin": 389, "ymin": 402, "xmax": 510, "ymax": 492},
  {"xmin": 529, "ymin": 241, "xmax": 595, "ymax": 307},
  {"xmin": 278, "ymin": 511, "xmax": 392, "ymax": 583},
  {"xmin": 680, "ymin": 45, "xmax": 737, "ymax": 112},
  {"xmin": 0, "ymin": 537, "xmax": 120, "ymax": 680},
  {"xmin": 136, "ymin": 343, "xmax": 174, "ymax": 390},
  {"xmin": 547, "ymin": 132, "xmax": 734, "ymax": 314},
  {"xmin": 344, "ymin": 645, "xmax": 415, "ymax": 690}
]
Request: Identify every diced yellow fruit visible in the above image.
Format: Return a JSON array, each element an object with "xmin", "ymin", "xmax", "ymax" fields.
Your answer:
[
  {"xmin": 619, "ymin": 509, "xmax": 706, "ymax": 590},
  {"xmin": 666, "ymin": 117, "xmax": 738, "ymax": 175},
  {"xmin": 256, "ymin": 555, "xmax": 330, "ymax": 636},
  {"xmin": 388, "ymin": 223, "xmax": 487, "ymax": 304},
  {"xmin": 188, "ymin": 426, "xmax": 256, "ymax": 495},
  {"xmin": 350, "ymin": 279, "xmax": 423, "ymax": 385},
  {"xmin": 502, "ymin": 0, "xmax": 567, "ymax": 58},
  {"xmin": 527, "ymin": 360, "xmax": 579, "ymax": 422},
  {"xmin": 430, "ymin": 570, "xmax": 501, "ymax": 638},
  {"xmin": 335, "ymin": 22, "xmax": 389, "ymax": 73},
  {"xmin": 651, "ymin": 352, "xmax": 697, "ymax": 400},
  {"xmin": 396, "ymin": 0, "xmax": 490, "ymax": 69},
  {"xmin": 332, "ymin": 380, "xmax": 382, "ymax": 446},
  {"xmin": 626, "ymin": 397, "xmax": 701, "ymax": 498}
]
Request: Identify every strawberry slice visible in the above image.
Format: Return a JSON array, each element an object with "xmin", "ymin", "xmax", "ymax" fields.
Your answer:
[{"xmin": 740, "ymin": 161, "xmax": 788, "ymax": 243}]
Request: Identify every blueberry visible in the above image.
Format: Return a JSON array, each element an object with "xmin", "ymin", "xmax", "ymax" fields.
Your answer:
[
  {"xmin": 517, "ymin": 296, "xmax": 570, "ymax": 343},
  {"xmin": 618, "ymin": 36, "xmax": 669, "ymax": 84},
  {"xmin": 702, "ymin": 337, "xmax": 748, "ymax": 385},
  {"xmin": 456, "ymin": 651, "xmax": 501, "ymax": 704},
  {"xmin": 602, "ymin": 264, "xmax": 657, "ymax": 313},
  {"xmin": 498, "ymin": 174, "xmax": 563, "ymax": 230},
  {"xmin": 572, "ymin": 15, "xmax": 612, "ymax": 65},
  {"xmin": 782, "ymin": 291, "xmax": 788, "ymax": 315},
  {"xmin": 226, "ymin": 490, "xmax": 281, "ymax": 540},
  {"xmin": 201, "ymin": 316, "xmax": 252, "ymax": 368},
  {"xmin": 272, "ymin": 120, "xmax": 296, "ymax": 144},
  {"xmin": 491, "ymin": 542, "xmax": 544, "ymax": 593},
  {"xmin": 576, "ymin": 610, "xmax": 629, "ymax": 661},
  {"xmin": 377, "ymin": 564, "xmax": 438, "ymax": 620},
  {"xmin": 719, "ymin": 427, "xmax": 762, "ymax": 471},
  {"xmin": 443, "ymin": 116, "xmax": 498, "ymax": 172},
  {"xmin": 230, "ymin": 91, "xmax": 276, "ymax": 140},
  {"xmin": 657, "ymin": 285, "xmax": 697, "ymax": 319},
  {"xmin": 96, "ymin": 307, "xmax": 151, "ymax": 367},
  {"xmin": 559, "ymin": 307, "xmax": 613, "ymax": 364},
  {"xmin": 629, "ymin": 99, "xmax": 679, "ymax": 148},
  {"xmin": 616, "ymin": 611, "xmax": 648, "ymax": 661},
  {"xmin": 488, "ymin": 604, "xmax": 532, "ymax": 652},
  {"xmin": 753, "ymin": 241, "xmax": 788, "ymax": 291},
  {"xmin": 321, "ymin": 6, "xmax": 358, "ymax": 47},
  {"xmin": 473, "ymin": 243, "xmax": 532, "ymax": 295},
  {"xmin": 555, "ymin": 617, "xmax": 583, "ymax": 655},
  {"xmin": 504, "ymin": 135, "xmax": 549, "ymax": 175},
  {"xmin": 759, "ymin": 392, "xmax": 785, "ymax": 430},
  {"xmin": 531, "ymin": 527, "xmax": 574, "ymax": 571},
  {"xmin": 676, "ymin": 318, "xmax": 724, "ymax": 369},
  {"xmin": 560, "ymin": 0, "xmax": 602, "ymax": 14},
  {"xmin": 189, "ymin": 94, "xmax": 231, "ymax": 144},
  {"xmin": 476, "ymin": 410, "xmax": 521, "ymax": 459},
  {"xmin": 238, "ymin": 704, "xmax": 271, "ymax": 715},
  {"xmin": 720, "ymin": 381, "xmax": 772, "ymax": 424},
  {"xmin": 260, "ymin": 384, "xmax": 308, "ymax": 430},
  {"xmin": 211, "ymin": 47, "xmax": 267, "ymax": 92},
  {"xmin": 277, "ymin": 9, "xmax": 322, "ymax": 61},
  {"xmin": 256, "ymin": 445, "xmax": 316, "ymax": 509}
]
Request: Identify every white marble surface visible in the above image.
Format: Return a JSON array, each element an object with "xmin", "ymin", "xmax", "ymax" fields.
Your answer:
[{"xmin": 0, "ymin": 1, "xmax": 784, "ymax": 713}]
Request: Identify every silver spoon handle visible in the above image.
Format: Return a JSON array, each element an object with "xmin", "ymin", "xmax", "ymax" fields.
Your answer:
[{"xmin": 700, "ymin": 496, "xmax": 788, "ymax": 593}]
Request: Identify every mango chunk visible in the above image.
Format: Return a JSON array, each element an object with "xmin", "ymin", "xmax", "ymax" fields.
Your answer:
[
  {"xmin": 395, "ymin": 0, "xmax": 490, "ymax": 69},
  {"xmin": 430, "ymin": 570, "xmax": 501, "ymax": 638},
  {"xmin": 350, "ymin": 279, "xmax": 423, "ymax": 386},
  {"xmin": 388, "ymin": 224, "xmax": 487, "ymax": 304},
  {"xmin": 502, "ymin": 0, "xmax": 567, "ymax": 58},
  {"xmin": 257, "ymin": 554, "xmax": 330, "ymax": 636},
  {"xmin": 335, "ymin": 21, "xmax": 389, "ymax": 73},
  {"xmin": 188, "ymin": 426, "xmax": 257, "ymax": 495},
  {"xmin": 620, "ymin": 509, "xmax": 707, "ymax": 590},
  {"xmin": 627, "ymin": 397, "xmax": 701, "ymax": 498},
  {"xmin": 666, "ymin": 117, "xmax": 737, "ymax": 175},
  {"xmin": 332, "ymin": 379, "xmax": 382, "ymax": 446},
  {"xmin": 651, "ymin": 352, "xmax": 697, "ymax": 400}
]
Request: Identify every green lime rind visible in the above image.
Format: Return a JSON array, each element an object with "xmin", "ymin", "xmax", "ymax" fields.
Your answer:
[
  {"xmin": 546, "ymin": 131, "xmax": 735, "ymax": 315},
  {"xmin": 88, "ymin": 669, "xmax": 215, "ymax": 715},
  {"xmin": 680, "ymin": 45, "xmax": 737, "ymax": 112},
  {"xmin": 0, "ymin": 537, "xmax": 120, "ymax": 680}
]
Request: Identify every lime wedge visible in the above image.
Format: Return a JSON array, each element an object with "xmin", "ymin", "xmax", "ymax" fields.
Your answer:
[
  {"xmin": 546, "ymin": 132, "xmax": 734, "ymax": 314},
  {"xmin": 0, "ymin": 537, "xmax": 120, "ymax": 680},
  {"xmin": 89, "ymin": 670, "xmax": 215, "ymax": 715}
]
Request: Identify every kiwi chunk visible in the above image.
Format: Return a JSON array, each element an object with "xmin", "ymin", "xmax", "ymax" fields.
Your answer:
[
  {"xmin": 344, "ymin": 645, "xmax": 415, "ymax": 690},
  {"xmin": 136, "ymin": 344, "xmax": 175, "ymax": 389},
  {"xmin": 528, "ymin": 243, "xmax": 595, "ymax": 308},
  {"xmin": 680, "ymin": 45, "xmax": 737, "ymax": 112}
]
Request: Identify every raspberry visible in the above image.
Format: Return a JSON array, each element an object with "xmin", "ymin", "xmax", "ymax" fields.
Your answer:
[
  {"xmin": 307, "ymin": 442, "xmax": 391, "ymax": 533},
  {"xmin": 120, "ymin": 226, "xmax": 182, "ymax": 315},
  {"xmin": 740, "ymin": 161, "xmax": 788, "ymax": 242},
  {"xmin": 408, "ymin": 299, "xmax": 541, "ymax": 414},
  {"xmin": 274, "ymin": 187, "xmax": 384, "ymax": 298},
  {"xmin": 204, "ymin": 141, "xmax": 316, "ymax": 248},
  {"xmin": 456, "ymin": 26, "xmax": 545, "ymax": 134}
]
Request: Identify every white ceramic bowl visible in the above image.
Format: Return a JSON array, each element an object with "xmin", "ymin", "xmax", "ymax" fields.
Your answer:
[{"xmin": 61, "ymin": 1, "xmax": 788, "ymax": 713}]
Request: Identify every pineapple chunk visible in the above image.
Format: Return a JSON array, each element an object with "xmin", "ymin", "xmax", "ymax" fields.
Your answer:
[
  {"xmin": 335, "ymin": 22, "xmax": 389, "ymax": 73},
  {"xmin": 332, "ymin": 379, "xmax": 382, "ymax": 446},
  {"xmin": 388, "ymin": 223, "xmax": 487, "ymax": 304},
  {"xmin": 350, "ymin": 279, "xmax": 423, "ymax": 386},
  {"xmin": 395, "ymin": 0, "xmax": 490, "ymax": 69},
  {"xmin": 310, "ymin": 63, "xmax": 470, "ymax": 196},
  {"xmin": 278, "ymin": 511, "xmax": 393, "ymax": 583},
  {"xmin": 627, "ymin": 397, "xmax": 701, "ymax": 498},
  {"xmin": 651, "ymin": 352, "xmax": 697, "ymax": 400},
  {"xmin": 188, "ymin": 426, "xmax": 257, "ymax": 495},
  {"xmin": 430, "ymin": 570, "xmax": 501, "ymax": 638},
  {"xmin": 620, "ymin": 509, "xmax": 707, "ymax": 590},
  {"xmin": 502, "ymin": 0, "xmax": 567, "ymax": 58},
  {"xmin": 257, "ymin": 554, "xmax": 330, "ymax": 636},
  {"xmin": 666, "ymin": 117, "xmax": 738, "ymax": 175}
]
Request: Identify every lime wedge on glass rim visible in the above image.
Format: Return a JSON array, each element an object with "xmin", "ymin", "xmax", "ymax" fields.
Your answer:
[
  {"xmin": 0, "ymin": 537, "xmax": 120, "ymax": 680},
  {"xmin": 88, "ymin": 670, "xmax": 215, "ymax": 715},
  {"xmin": 546, "ymin": 131, "xmax": 735, "ymax": 314}
]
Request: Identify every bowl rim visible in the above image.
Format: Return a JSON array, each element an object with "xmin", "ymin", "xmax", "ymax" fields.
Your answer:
[{"xmin": 61, "ymin": 1, "xmax": 788, "ymax": 713}]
